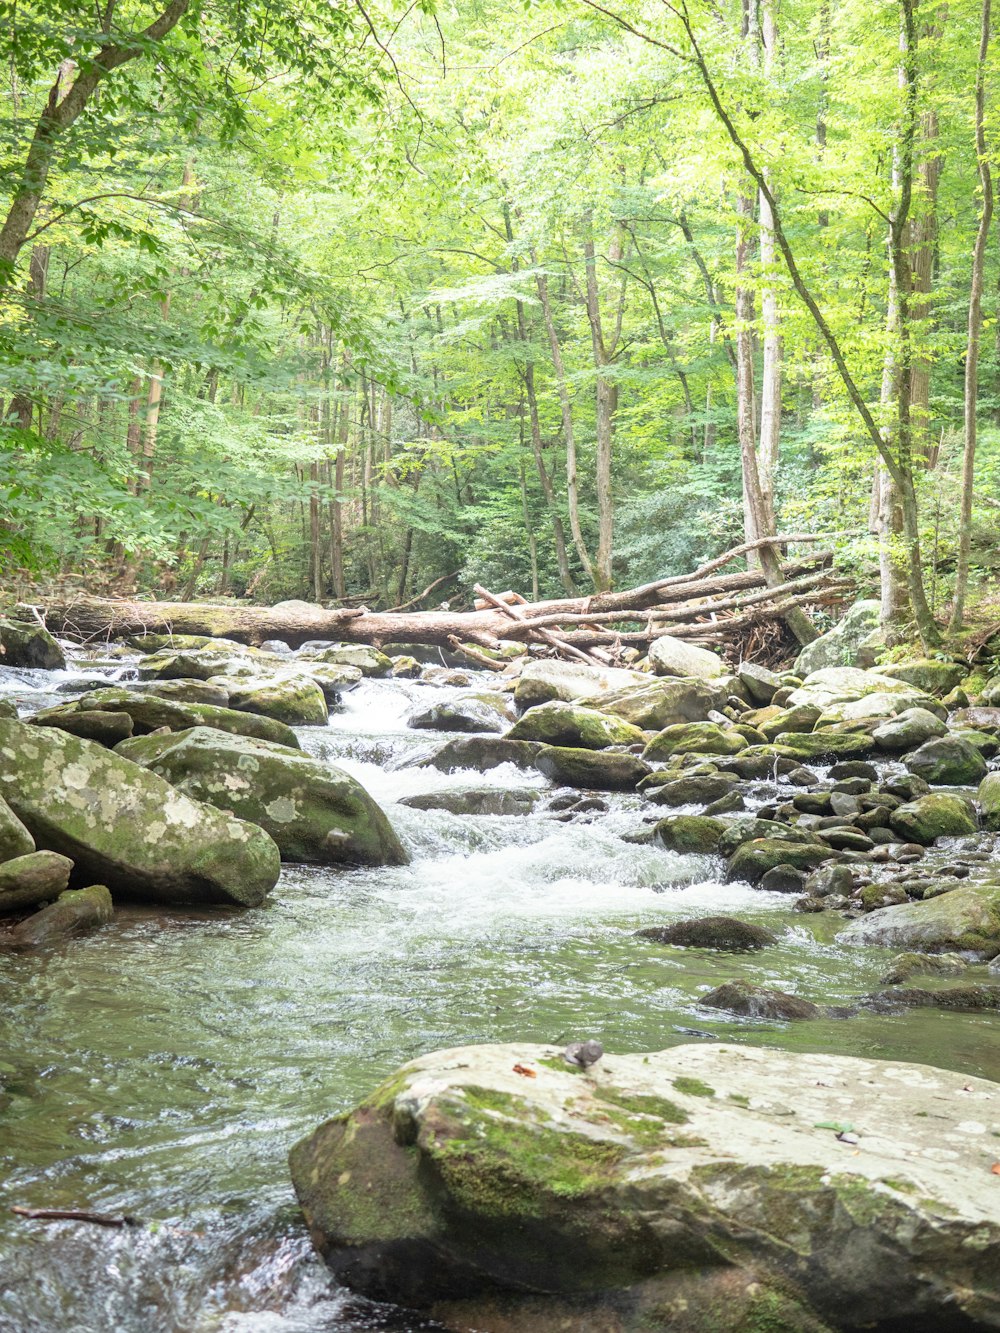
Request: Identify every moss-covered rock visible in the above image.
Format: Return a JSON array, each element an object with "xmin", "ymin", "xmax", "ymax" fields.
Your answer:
[
  {"xmin": 513, "ymin": 660, "xmax": 646, "ymax": 710},
  {"xmin": 8, "ymin": 884, "xmax": 113, "ymax": 949},
  {"xmin": 407, "ymin": 692, "xmax": 516, "ymax": 734},
  {"xmin": 0, "ymin": 617, "xmax": 65, "ymax": 670},
  {"xmin": 137, "ymin": 646, "xmax": 260, "ymax": 681},
  {"xmin": 0, "ymin": 719, "xmax": 279, "ymax": 906},
  {"xmin": 904, "ymin": 736, "xmax": 988, "ymax": 786},
  {"xmin": 759, "ymin": 728, "xmax": 875, "ymax": 761},
  {"xmin": 888, "ymin": 793, "xmax": 978, "ymax": 845},
  {"xmin": 647, "ymin": 635, "xmax": 724, "ymax": 680},
  {"xmin": 652, "ymin": 815, "xmax": 724, "ymax": 854},
  {"xmin": 701, "ymin": 980, "xmax": 821, "ymax": 1020},
  {"xmin": 717, "ymin": 818, "xmax": 818, "ymax": 859},
  {"xmin": 737, "ymin": 662, "xmax": 783, "ymax": 704},
  {"xmin": 643, "ymin": 721, "xmax": 748, "ymax": 762},
  {"xmin": 645, "ymin": 773, "xmax": 740, "ymax": 807},
  {"xmin": 289, "ymin": 1040, "xmax": 1000, "ymax": 1330},
  {"xmin": 31, "ymin": 708, "xmax": 134, "ymax": 747},
  {"xmin": 726, "ymin": 838, "xmax": 832, "ymax": 884},
  {"xmin": 534, "ymin": 745, "xmax": 649, "ymax": 790},
  {"xmin": 877, "ymin": 659, "xmax": 966, "ymax": 695},
  {"xmin": 792, "ymin": 600, "xmax": 883, "ymax": 675},
  {"xmin": 979, "ymin": 772, "xmax": 1000, "ymax": 831},
  {"xmin": 637, "ymin": 915, "xmax": 775, "ymax": 950},
  {"xmin": 398, "ymin": 788, "xmax": 540, "ymax": 817},
  {"xmin": 0, "ymin": 794, "xmax": 34, "ymax": 863},
  {"xmin": 0, "ymin": 850, "xmax": 72, "ymax": 912},
  {"xmin": 507, "ymin": 701, "xmax": 643, "ymax": 749},
  {"xmin": 871, "ymin": 707, "xmax": 948, "ymax": 753},
  {"xmin": 839, "ymin": 881, "xmax": 1000, "ymax": 956},
  {"xmin": 225, "ymin": 674, "xmax": 329, "ymax": 727},
  {"xmin": 303, "ymin": 644, "xmax": 393, "ymax": 677},
  {"xmin": 881, "ymin": 952, "xmax": 970, "ymax": 985},
  {"xmin": 117, "ymin": 727, "xmax": 407, "ymax": 867},
  {"xmin": 758, "ymin": 703, "xmax": 822, "ymax": 740},
  {"xmin": 420, "ymin": 736, "xmax": 542, "ymax": 773},
  {"xmin": 580, "ymin": 678, "xmax": 728, "ymax": 731}
]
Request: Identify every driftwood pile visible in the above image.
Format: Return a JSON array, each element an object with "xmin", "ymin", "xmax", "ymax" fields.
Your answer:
[{"xmin": 40, "ymin": 535, "xmax": 849, "ymax": 667}]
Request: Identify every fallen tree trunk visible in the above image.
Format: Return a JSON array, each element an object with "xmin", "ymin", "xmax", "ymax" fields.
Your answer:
[{"xmin": 39, "ymin": 535, "xmax": 846, "ymax": 654}]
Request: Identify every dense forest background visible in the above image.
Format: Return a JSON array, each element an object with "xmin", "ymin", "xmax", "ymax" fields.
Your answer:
[{"xmin": 1, "ymin": 0, "xmax": 998, "ymax": 641}]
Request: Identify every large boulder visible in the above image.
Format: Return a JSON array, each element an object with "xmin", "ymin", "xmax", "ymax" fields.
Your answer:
[
  {"xmin": 117, "ymin": 728, "xmax": 407, "ymax": 867},
  {"xmin": 839, "ymin": 881, "xmax": 1000, "ymax": 956},
  {"xmin": 534, "ymin": 745, "xmax": 649, "ymax": 791},
  {"xmin": 0, "ymin": 719, "xmax": 279, "ymax": 906},
  {"xmin": 651, "ymin": 815, "xmax": 724, "ymax": 855},
  {"xmin": 290, "ymin": 1041, "xmax": 1000, "ymax": 1332},
  {"xmin": 786, "ymin": 666, "xmax": 915, "ymax": 711},
  {"xmin": 513, "ymin": 660, "xmax": 645, "ymax": 710},
  {"xmin": 398, "ymin": 788, "xmax": 540, "ymax": 817},
  {"xmin": 758, "ymin": 728, "xmax": 875, "ymax": 761},
  {"xmin": 871, "ymin": 707, "xmax": 948, "ymax": 753},
  {"xmin": 407, "ymin": 693, "xmax": 516, "ymax": 735},
  {"xmin": 580, "ymin": 678, "xmax": 727, "ymax": 731},
  {"xmin": 507, "ymin": 701, "xmax": 643, "ymax": 749},
  {"xmin": 0, "ymin": 794, "xmax": 34, "ymax": 863},
  {"xmin": 888, "ymin": 793, "xmax": 978, "ymax": 844},
  {"xmin": 224, "ymin": 675, "xmax": 329, "ymax": 727},
  {"xmin": 726, "ymin": 838, "xmax": 832, "ymax": 884},
  {"xmin": 420, "ymin": 737, "xmax": 542, "ymax": 773},
  {"xmin": 979, "ymin": 772, "xmax": 1000, "ymax": 831},
  {"xmin": 302, "ymin": 644, "xmax": 392, "ymax": 677},
  {"xmin": 8, "ymin": 884, "xmax": 113, "ymax": 949},
  {"xmin": 136, "ymin": 646, "xmax": 260, "ymax": 680},
  {"xmin": 643, "ymin": 722, "xmax": 747, "ymax": 762},
  {"xmin": 0, "ymin": 851, "xmax": 72, "ymax": 912},
  {"xmin": 0, "ymin": 617, "xmax": 65, "ymax": 670},
  {"xmin": 877, "ymin": 659, "xmax": 966, "ymax": 695},
  {"xmin": 793, "ymin": 600, "xmax": 883, "ymax": 675},
  {"xmin": 637, "ymin": 915, "xmax": 774, "ymax": 950},
  {"xmin": 904, "ymin": 736, "xmax": 988, "ymax": 786},
  {"xmin": 647, "ymin": 634, "xmax": 724, "ymax": 680}
]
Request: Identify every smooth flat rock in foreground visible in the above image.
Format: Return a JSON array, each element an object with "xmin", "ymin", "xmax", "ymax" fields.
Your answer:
[{"xmin": 291, "ymin": 1042, "xmax": 1000, "ymax": 1332}]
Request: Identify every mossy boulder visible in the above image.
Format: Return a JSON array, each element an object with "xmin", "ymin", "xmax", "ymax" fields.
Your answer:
[
  {"xmin": 0, "ymin": 850, "xmax": 72, "ymax": 912},
  {"xmin": 581, "ymin": 678, "xmax": 727, "ymax": 731},
  {"xmin": 701, "ymin": 981, "xmax": 821, "ymax": 1020},
  {"xmin": 289, "ymin": 1040, "xmax": 1000, "ymax": 1331},
  {"xmin": 407, "ymin": 693, "xmax": 516, "ymax": 735},
  {"xmin": 300, "ymin": 644, "xmax": 392, "ymax": 677},
  {"xmin": 888, "ymin": 793, "xmax": 977, "ymax": 845},
  {"xmin": 507, "ymin": 701, "xmax": 643, "ymax": 750},
  {"xmin": 637, "ymin": 915, "xmax": 775, "ymax": 950},
  {"xmin": 647, "ymin": 634, "xmax": 724, "ymax": 680},
  {"xmin": 8, "ymin": 884, "xmax": 113, "ymax": 949},
  {"xmin": 0, "ymin": 719, "xmax": 279, "ymax": 906},
  {"xmin": 224, "ymin": 674, "xmax": 329, "ymax": 727},
  {"xmin": 792, "ymin": 600, "xmax": 883, "ymax": 675},
  {"xmin": 144, "ymin": 678, "xmax": 232, "ymax": 707},
  {"xmin": 645, "ymin": 773, "xmax": 740, "ymax": 807},
  {"xmin": 717, "ymin": 818, "xmax": 818, "ymax": 859},
  {"xmin": 736, "ymin": 662, "xmax": 783, "ymax": 704},
  {"xmin": 726, "ymin": 838, "xmax": 832, "ymax": 884},
  {"xmin": 758, "ymin": 703, "xmax": 823, "ymax": 740},
  {"xmin": 513, "ymin": 660, "xmax": 646, "ymax": 710},
  {"xmin": 31, "ymin": 708, "xmax": 134, "ymax": 747},
  {"xmin": 839, "ymin": 881, "xmax": 1000, "ymax": 957},
  {"xmin": 786, "ymin": 665, "xmax": 913, "ymax": 710},
  {"xmin": 534, "ymin": 745, "xmax": 649, "ymax": 790},
  {"xmin": 652, "ymin": 815, "xmax": 724, "ymax": 854},
  {"xmin": 871, "ymin": 707, "xmax": 948, "ymax": 753},
  {"xmin": 398, "ymin": 788, "xmax": 540, "ymax": 817},
  {"xmin": 904, "ymin": 736, "xmax": 988, "ymax": 787},
  {"xmin": 33, "ymin": 687, "xmax": 301, "ymax": 749},
  {"xmin": 117, "ymin": 727, "xmax": 407, "ymax": 867},
  {"xmin": 421, "ymin": 736, "xmax": 542, "ymax": 773},
  {"xmin": 137, "ymin": 646, "xmax": 260, "ymax": 681},
  {"xmin": 643, "ymin": 722, "xmax": 747, "ymax": 762},
  {"xmin": 760, "ymin": 728, "xmax": 874, "ymax": 761},
  {"xmin": 978, "ymin": 772, "xmax": 1000, "ymax": 831},
  {"xmin": 878, "ymin": 659, "xmax": 966, "ymax": 695},
  {"xmin": 0, "ymin": 617, "xmax": 65, "ymax": 670}
]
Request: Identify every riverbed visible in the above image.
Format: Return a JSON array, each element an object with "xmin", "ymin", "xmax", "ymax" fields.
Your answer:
[{"xmin": 1, "ymin": 661, "xmax": 998, "ymax": 1332}]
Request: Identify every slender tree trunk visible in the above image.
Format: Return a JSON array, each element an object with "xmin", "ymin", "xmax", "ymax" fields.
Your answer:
[
  {"xmin": 519, "ymin": 459, "xmax": 541, "ymax": 602},
  {"xmin": 909, "ymin": 107, "xmax": 942, "ymax": 466},
  {"xmin": 951, "ymin": 0, "xmax": 993, "ymax": 629}
]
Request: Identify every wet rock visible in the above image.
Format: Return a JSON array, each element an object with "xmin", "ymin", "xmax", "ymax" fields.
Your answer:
[
  {"xmin": 952, "ymin": 706, "xmax": 1000, "ymax": 732},
  {"xmin": 507, "ymin": 701, "xmax": 643, "ymax": 750},
  {"xmin": 0, "ymin": 617, "xmax": 66, "ymax": 671},
  {"xmin": 757, "ymin": 703, "xmax": 822, "ymax": 739},
  {"xmin": 258, "ymin": 639, "xmax": 293, "ymax": 655},
  {"xmin": 759, "ymin": 864, "xmax": 807, "ymax": 893},
  {"xmin": 647, "ymin": 634, "xmax": 724, "ymax": 680},
  {"xmin": 716, "ymin": 818, "xmax": 818, "ymax": 859},
  {"xmin": 736, "ymin": 662, "xmax": 782, "ymax": 704},
  {"xmin": 878, "ymin": 659, "xmax": 967, "ymax": 695},
  {"xmin": 645, "ymin": 774, "xmax": 740, "ymax": 807},
  {"xmin": 651, "ymin": 815, "xmax": 724, "ymax": 854},
  {"xmin": 839, "ymin": 880, "xmax": 1000, "ymax": 955},
  {"xmin": 881, "ymin": 952, "xmax": 970, "ymax": 984},
  {"xmin": 580, "ymin": 678, "xmax": 727, "ymax": 731},
  {"xmin": 8, "ymin": 884, "xmax": 113, "ymax": 949},
  {"xmin": 818, "ymin": 827, "xmax": 873, "ymax": 853},
  {"xmin": 534, "ymin": 745, "xmax": 649, "ymax": 791},
  {"xmin": 786, "ymin": 665, "xmax": 915, "ymax": 711},
  {"xmin": 118, "ymin": 727, "xmax": 407, "ymax": 867},
  {"xmin": 144, "ymin": 679, "xmax": 232, "ymax": 707},
  {"xmin": 0, "ymin": 699, "xmax": 17, "ymax": 720},
  {"xmin": 31, "ymin": 708, "xmax": 134, "ymax": 747},
  {"xmin": 804, "ymin": 864, "xmax": 854, "ymax": 898},
  {"xmin": 888, "ymin": 793, "xmax": 978, "ymax": 845},
  {"xmin": 0, "ymin": 719, "xmax": 280, "ymax": 907},
  {"xmin": 291, "ymin": 1040, "xmax": 1000, "ymax": 1330},
  {"xmin": 952, "ymin": 727, "xmax": 1000, "ymax": 758},
  {"xmin": 421, "ymin": 667, "xmax": 474, "ymax": 687},
  {"xmin": 871, "ymin": 707, "xmax": 948, "ymax": 753},
  {"xmin": 830, "ymin": 760, "xmax": 879, "ymax": 781},
  {"xmin": 726, "ymin": 838, "xmax": 833, "ymax": 884},
  {"xmin": 407, "ymin": 693, "xmax": 516, "ymax": 735},
  {"xmin": 137, "ymin": 646, "xmax": 260, "ymax": 681},
  {"xmin": 761, "ymin": 728, "xmax": 875, "ymax": 761},
  {"xmin": 225, "ymin": 675, "xmax": 329, "ymax": 727},
  {"xmin": 0, "ymin": 851, "xmax": 72, "ymax": 912},
  {"xmin": 302, "ymin": 644, "xmax": 392, "ymax": 677},
  {"xmin": 421, "ymin": 736, "xmax": 542, "ymax": 773},
  {"xmin": 700, "ymin": 981, "xmax": 820, "ymax": 1020},
  {"xmin": 872, "ymin": 984, "xmax": 1000, "ymax": 1012},
  {"xmin": 389, "ymin": 655, "xmax": 422, "ymax": 679},
  {"xmin": 882, "ymin": 773, "xmax": 930, "ymax": 801},
  {"xmin": 860, "ymin": 883, "xmax": 908, "ymax": 911},
  {"xmin": 513, "ymin": 660, "xmax": 645, "ymax": 710},
  {"xmin": 904, "ymin": 736, "xmax": 987, "ymax": 786},
  {"xmin": 979, "ymin": 772, "xmax": 1000, "ymax": 831},
  {"xmin": 642, "ymin": 722, "xmax": 747, "ymax": 762},
  {"xmin": 0, "ymin": 794, "xmax": 34, "ymax": 863},
  {"xmin": 637, "ymin": 915, "xmax": 776, "ymax": 950},
  {"xmin": 399, "ymin": 788, "xmax": 540, "ymax": 817},
  {"xmin": 704, "ymin": 790, "xmax": 745, "ymax": 814}
]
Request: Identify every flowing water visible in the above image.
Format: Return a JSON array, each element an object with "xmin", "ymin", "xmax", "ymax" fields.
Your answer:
[{"xmin": 1, "ymin": 661, "xmax": 999, "ymax": 1333}]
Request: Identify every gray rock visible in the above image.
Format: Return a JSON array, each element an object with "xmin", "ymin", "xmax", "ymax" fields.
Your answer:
[
  {"xmin": 291, "ymin": 1041, "xmax": 1000, "ymax": 1329},
  {"xmin": 302, "ymin": 644, "xmax": 392, "ymax": 677},
  {"xmin": 8, "ymin": 884, "xmax": 113, "ymax": 948},
  {"xmin": 399, "ymin": 788, "xmax": 540, "ymax": 817},
  {"xmin": 839, "ymin": 880, "xmax": 1000, "ymax": 955},
  {"xmin": 904, "ymin": 736, "xmax": 988, "ymax": 786},
  {"xmin": 582, "ymin": 678, "xmax": 728, "ymax": 730},
  {"xmin": 535, "ymin": 746, "xmax": 649, "ymax": 791},
  {"xmin": 0, "ymin": 794, "xmax": 34, "ymax": 864},
  {"xmin": 793, "ymin": 600, "xmax": 883, "ymax": 675},
  {"xmin": 0, "ymin": 617, "xmax": 65, "ymax": 670},
  {"xmin": 407, "ymin": 692, "xmax": 516, "ymax": 735},
  {"xmin": 513, "ymin": 660, "xmax": 645, "ymax": 710},
  {"xmin": 0, "ymin": 850, "xmax": 72, "ymax": 912},
  {"xmin": 648, "ymin": 635, "xmax": 724, "ymax": 680},
  {"xmin": 701, "ymin": 980, "xmax": 821, "ymax": 1020},
  {"xmin": 737, "ymin": 661, "xmax": 783, "ymax": 704},
  {"xmin": 872, "ymin": 707, "xmax": 948, "ymax": 753},
  {"xmin": 420, "ymin": 736, "xmax": 543, "ymax": 773},
  {"xmin": 638, "ymin": 916, "xmax": 776, "ymax": 950}
]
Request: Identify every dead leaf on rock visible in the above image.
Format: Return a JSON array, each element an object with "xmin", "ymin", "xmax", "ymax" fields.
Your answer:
[
  {"xmin": 512, "ymin": 1064, "xmax": 536, "ymax": 1078},
  {"xmin": 990, "ymin": 1162, "xmax": 1000, "ymax": 1176}
]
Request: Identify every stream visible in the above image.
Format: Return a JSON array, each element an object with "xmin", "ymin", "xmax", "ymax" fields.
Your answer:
[{"xmin": 1, "ymin": 658, "xmax": 999, "ymax": 1332}]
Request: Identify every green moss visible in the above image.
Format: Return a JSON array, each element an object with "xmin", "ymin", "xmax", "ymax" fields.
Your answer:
[
  {"xmin": 596, "ymin": 1087, "xmax": 690, "ymax": 1124},
  {"xmin": 673, "ymin": 1076, "xmax": 716, "ymax": 1098},
  {"xmin": 538, "ymin": 1055, "xmax": 583, "ymax": 1074},
  {"xmin": 728, "ymin": 1093, "xmax": 750, "ymax": 1107},
  {"xmin": 879, "ymin": 1176, "xmax": 917, "ymax": 1194}
]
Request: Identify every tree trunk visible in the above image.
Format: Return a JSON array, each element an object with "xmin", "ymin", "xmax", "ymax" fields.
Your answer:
[{"xmin": 950, "ymin": 0, "xmax": 993, "ymax": 629}]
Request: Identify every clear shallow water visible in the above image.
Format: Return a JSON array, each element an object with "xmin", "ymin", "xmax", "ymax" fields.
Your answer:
[{"xmin": 1, "ymin": 662, "xmax": 999, "ymax": 1332}]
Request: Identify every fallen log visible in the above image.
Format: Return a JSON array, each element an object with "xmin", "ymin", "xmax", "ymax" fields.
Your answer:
[{"xmin": 39, "ymin": 536, "xmax": 846, "ymax": 655}]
